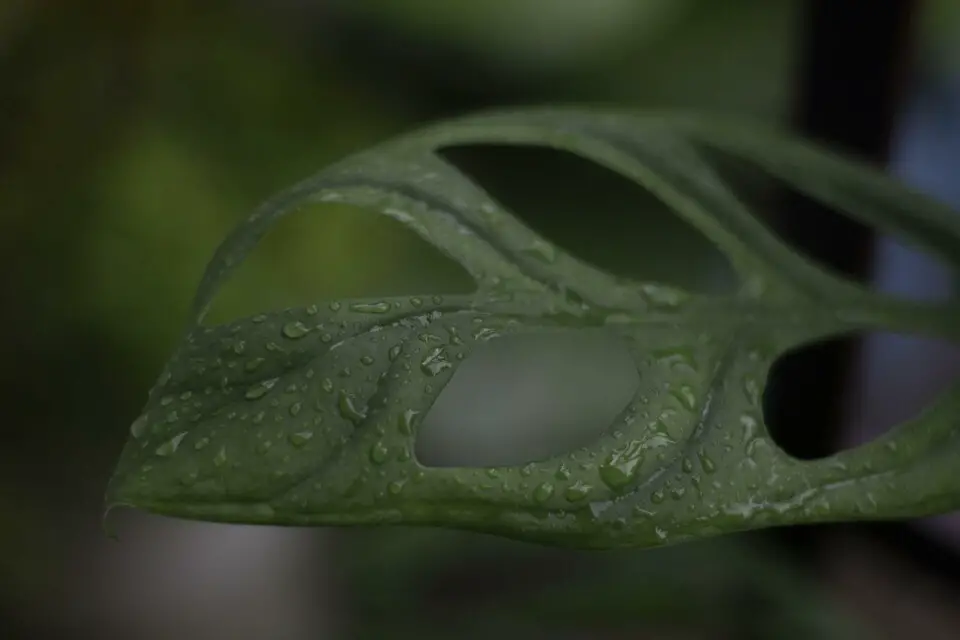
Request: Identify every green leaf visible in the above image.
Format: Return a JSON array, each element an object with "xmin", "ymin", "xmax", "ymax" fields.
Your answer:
[{"xmin": 105, "ymin": 108, "xmax": 960, "ymax": 549}]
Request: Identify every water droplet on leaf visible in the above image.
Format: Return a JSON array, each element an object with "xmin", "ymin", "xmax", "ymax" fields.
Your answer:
[
  {"xmin": 282, "ymin": 321, "xmax": 311, "ymax": 339},
  {"xmin": 420, "ymin": 347, "xmax": 452, "ymax": 376},
  {"xmin": 130, "ymin": 415, "xmax": 148, "ymax": 439},
  {"xmin": 564, "ymin": 481, "xmax": 591, "ymax": 502},
  {"xmin": 369, "ymin": 441, "xmax": 389, "ymax": 464},
  {"xmin": 398, "ymin": 409, "xmax": 419, "ymax": 435},
  {"xmin": 156, "ymin": 431, "xmax": 187, "ymax": 457},
  {"xmin": 698, "ymin": 449, "xmax": 717, "ymax": 474},
  {"xmin": 599, "ymin": 441, "xmax": 644, "ymax": 490},
  {"xmin": 350, "ymin": 301, "xmax": 391, "ymax": 314},
  {"xmin": 533, "ymin": 482, "xmax": 554, "ymax": 503},
  {"xmin": 338, "ymin": 390, "xmax": 367, "ymax": 425},
  {"xmin": 245, "ymin": 377, "xmax": 279, "ymax": 400},
  {"xmin": 288, "ymin": 431, "xmax": 314, "ymax": 448}
]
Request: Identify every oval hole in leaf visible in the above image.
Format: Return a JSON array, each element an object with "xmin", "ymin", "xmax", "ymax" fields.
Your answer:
[
  {"xmin": 763, "ymin": 332, "xmax": 960, "ymax": 460},
  {"xmin": 701, "ymin": 147, "xmax": 959, "ymax": 302},
  {"xmin": 415, "ymin": 331, "xmax": 638, "ymax": 467},
  {"xmin": 438, "ymin": 145, "xmax": 738, "ymax": 294},
  {"xmin": 203, "ymin": 202, "xmax": 476, "ymax": 326}
]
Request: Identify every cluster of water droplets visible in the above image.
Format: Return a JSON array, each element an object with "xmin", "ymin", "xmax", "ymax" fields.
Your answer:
[
  {"xmin": 118, "ymin": 271, "xmax": 806, "ymax": 543},
  {"xmin": 120, "ymin": 293, "xmax": 535, "ymax": 504}
]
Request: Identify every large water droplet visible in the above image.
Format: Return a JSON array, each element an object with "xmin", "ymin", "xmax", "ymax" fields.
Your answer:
[
  {"xmin": 350, "ymin": 301, "xmax": 391, "ymax": 314},
  {"xmin": 194, "ymin": 436, "xmax": 210, "ymax": 450},
  {"xmin": 369, "ymin": 441, "xmax": 389, "ymax": 464},
  {"xmin": 288, "ymin": 431, "xmax": 314, "ymax": 448},
  {"xmin": 338, "ymin": 390, "xmax": 367, "ymax": 425},
  {"xmin": 387, "ymin": 479, "xmax": 406, "ymax": 495},
  {"xmin": 245, "ymin": 357, "xmax": 265, "ymax": 372},
  {"xmin": 213, "ymin": 446, "xmax": 228, "ymax": 467},
  {"xmin": 533, "ymin": 482, "xmax": 554, "ymax": 503},
  {"xmin": 398, "ymin": 409, "xmax": 419, "ymax": 435},
  {"xmin": 599, "ymin": 440, "xmax": 644, "ymax": 489},
  {"xmin": 130, "ymin": 415, "xmax": 148, "ymax": 439},
  {"xmin": 360, "ymin": 355, "xmax": 375, "ymax": 366},
  {"xmin": 564, "ymin": 481, "xmax": 591, "ymax": 502},
  {"xmin": 420, "ymin": 347, "xmax": 452, "ymax": 377},
  {"xmin": 321, "ymin": 378, "xmax": 334, "ymax": 393},
  {"xmin": 156, "ymin": 431, "xmax": 187, "ymax": 457},
  {"xmin": 282, "ymin": 321, "xmax": 311, "ymax": 339},
  {"xmin": 697, "ymin": 448, "xmax": 717, "ymax": 474},
  {"xmin": 289, "ymin": 402, "xmax": 302, "ymax": 417},
  {"xmin": 245, "ymin": 377, "xmax": 279, "ymax": 400}
]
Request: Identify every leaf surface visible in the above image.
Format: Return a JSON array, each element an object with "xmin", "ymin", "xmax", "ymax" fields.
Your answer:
[{"xmin": 106, "ymin": 108, "xmax": 960, "ymax": 548}]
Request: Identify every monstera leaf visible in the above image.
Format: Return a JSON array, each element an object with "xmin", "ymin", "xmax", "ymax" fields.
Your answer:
[{"xmin": 105, "ymin": 109, "xmax": 960, "ymax": 549}]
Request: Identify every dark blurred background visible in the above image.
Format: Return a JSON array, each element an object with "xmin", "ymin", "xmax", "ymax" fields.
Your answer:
[{"xmin": 2, "ymin": 1, "xmax": 960, "ymax": 638}]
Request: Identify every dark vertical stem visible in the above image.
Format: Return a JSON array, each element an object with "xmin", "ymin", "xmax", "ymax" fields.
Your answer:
[{"xmin": 766, "ymin": 0, "xmax": 918, "ymax": 550}]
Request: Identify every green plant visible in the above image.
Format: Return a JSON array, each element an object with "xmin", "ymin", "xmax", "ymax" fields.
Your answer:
[{"xmin": 105, "ymin": 108, "xmax": 960, "ymax": 549}]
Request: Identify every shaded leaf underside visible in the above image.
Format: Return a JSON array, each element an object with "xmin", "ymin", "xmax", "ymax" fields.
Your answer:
[{"xmin": 107, "ymin": 108, "xmax": 960, "ymax": 549}]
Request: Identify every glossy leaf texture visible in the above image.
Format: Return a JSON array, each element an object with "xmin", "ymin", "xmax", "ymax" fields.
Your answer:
[{"xmin": 105, "ymin": 108, "xmax": 960, "ymax": 549}]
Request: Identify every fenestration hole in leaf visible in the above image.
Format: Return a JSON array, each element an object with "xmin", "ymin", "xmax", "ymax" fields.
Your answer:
[
  {"xmin": 763, "ymin": 332, "xmax": 960, "ymax": 460},
  {"xmin": 415, "ymin": 332, "xmax": 639, "ymax": 468},
  {"xmin": 699, "ymin": 147, "xmax": 958, "ymax": 302},
  {"xmin": 438, "ymin": 145, "xmax": 738, "ymax": 294},
  {"xmin": 203, "ymin": 202, "xmax": 475, "ymax": 326}
]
